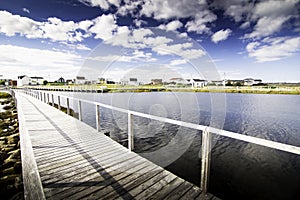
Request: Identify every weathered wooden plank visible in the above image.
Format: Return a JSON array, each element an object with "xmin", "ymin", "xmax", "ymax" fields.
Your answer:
[
  {"xmin": 82, "ymin": 160, "xmax": 159, "ymax": 200},
  {"xmin": 44, "ymin": 155, "xmax": 144, "ymax": 198},
  {"xmin": 135, "ymin": 173, "xmax": 178, "ymax": 199},
  {"xmin": 162, "ymin": 181, "xmax": 193, "ymax": 200},
  {"xmin": 147, "ymin": 177, "xmax": 185, "ymax": 200}
]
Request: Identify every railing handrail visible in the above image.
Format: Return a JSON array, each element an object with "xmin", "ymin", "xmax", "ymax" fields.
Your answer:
[{"xmin": 23, "ymin": 89, "xmax": 300, "ymax": 156}]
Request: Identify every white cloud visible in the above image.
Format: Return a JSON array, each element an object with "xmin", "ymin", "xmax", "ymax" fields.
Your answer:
[
  {"xmin": 0, "ymin": 10, "xmax": 42, "ymax": 37},
  {"xmin": 158, "ymin": 20, "xmax": 183, "ymax": 32},
  {"xmin": 246, "ymin": 37, "xmax": 300, "ymax": 62},
  {"xmin": 244, "ymin": 0, "xmax": 298, "ymax": 39},
  {"xmin": 152, "ymin": 43, "xmax": 206, "ymax": 60},
  {"xmin": 22, "ymin": 8, "xmax": 30, "ymax": 14},
  {"xmin": 211, "ymin": 29, "xmax": 232, "ymax": 43},
  {"xmin": 213, "ymin": 0, "xmax": 253, "ymax": 22},
  {"xmin": 244, "ymin": 16, "xmax": 290, "ymax": 39},
  {"xmin": 89, "ymin": 14, "xmax": 117, "ymax": 41},
  {"xmin": 185, "ymin": 11, "xmax": 217, "ymax": 34},
  {"xmin": 170, "ymin": 59, "xmax": 187, "ymax": 66},
  {"xmin": 88, "ymin": 49, "xmax": 157, "ymax": 63},
  {"xmin": 0, "ymin": 45, "xmax": 82, "ymax": 79},
  {"xmin": 0, "ymin": 10, "xmax": 95, "ymax": 43},
  {"xmin": 79, "ymin": 0, "xmax": 121, "ymax": 10}
]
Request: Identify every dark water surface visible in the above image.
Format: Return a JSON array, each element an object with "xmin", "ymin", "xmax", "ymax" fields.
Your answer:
[{"xmin": 53, "ymin": 92, "xmax": 300, "ymax": 200}]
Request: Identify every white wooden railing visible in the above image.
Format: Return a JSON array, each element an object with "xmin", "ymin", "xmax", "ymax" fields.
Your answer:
[{"xmin": 19, "ymin": 89, "xmax": 300, "ymax": 193}]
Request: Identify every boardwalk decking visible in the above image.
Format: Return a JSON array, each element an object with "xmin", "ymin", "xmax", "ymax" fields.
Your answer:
[{"xmin": 16, "ymin": 92, "xmax": 219, "ymax": 200}]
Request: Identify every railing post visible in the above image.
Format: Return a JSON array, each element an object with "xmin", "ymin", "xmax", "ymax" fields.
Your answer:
[
  {"xmin": 40, "ymin": 92, "xmax": 42, "ymax": 101},
  {"xmin": 66, "ymin": 98, "xmax": 70, "ymax": 115},
  {"xmin": 58, "ymin": 96, "xmax": 61, "ymax": 110},
  {"xmin": 96, "ymin": 105, "xmax": 100, "ymax": 131},
  {"xmin": 44, "ymin": 93, "xmax": 46, "ymax": 103},
  {"xmin": 47, "ymin": 93, "xmax": 50, "ymax": 103},
  {"xmin": 200, "ymin": 129, "xmax": 212, "ymax": 193},
  {"xmin": 128, "ymin": 112, "xmax": 134, "ymax": 151},
  {"xmin": 78, "ymin": 100, "xmax": 82, "ymax": 121},
  {"xmin": 51, "ymin": 94, "xmax": 54, "ymax": 106}
]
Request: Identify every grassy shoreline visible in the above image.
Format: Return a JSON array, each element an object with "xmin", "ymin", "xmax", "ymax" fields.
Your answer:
[
  {"xmin": 15, "ymin": 85, "xmax": 300, "ymax": 95},
  {"xmin": 0, "ymin": 92, "xmax": 23, "ymax": 200}
]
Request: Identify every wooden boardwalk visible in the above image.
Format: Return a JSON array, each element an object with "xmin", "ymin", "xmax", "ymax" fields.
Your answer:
[{"xmin": 16, "ymin": 92, "xmax": 219, "ymax": 200}]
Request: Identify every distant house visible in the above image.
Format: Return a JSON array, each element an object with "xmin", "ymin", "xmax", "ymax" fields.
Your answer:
[
  {"xmin": 0, "ymin": 76, "xmax": 12, "ymax": 86},
  {"xmin": 17, "ymin": 75, "xmax": 30, "ymax": 86},
  {"xmin": 129, "ymin": 78, "xmax": 138, "ymax": 86},
  {"xmin": 30, "ymin": 76, "xmax": 44, "ymax": 85},
  {"xmin": 169, "ymin": 78, "xmax": 186, "ymax": 85},
  {"xmin": 66, "ymin": 79, "xmax": 74, "ymax": 85},
  {"xmin": 244, "ymin": 78, "xmax": 262, "ymax": 86},
  {"xmin": 151, "ymin": 79, "xmax": 163, "ymax": 85},
  {"xmin": 57, "ymin": 77, "xmax": 65, "ymax": 83},
  {"xmin": 10, "ymin": 80, "xmax": 17, "ymax": 86},
  {"xmin": 187, "ymin": 79, "xmax": 207, "ymax": 88},
  {"xmin": 75, "ymin": 76, "xmax": 86, "ymax": 84},
  {"xmin": 210, "ymin": 80, "xmax": 225, "ymax": 86}
]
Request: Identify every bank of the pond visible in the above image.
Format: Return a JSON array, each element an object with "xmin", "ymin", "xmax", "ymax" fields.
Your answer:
[
  {"xmin": 18, "ymin": 85, "xmax": 300, "ymax": 95},
  {"xmin": 0, "ymin": 92, "xmax": 23, "ymax": 200}
]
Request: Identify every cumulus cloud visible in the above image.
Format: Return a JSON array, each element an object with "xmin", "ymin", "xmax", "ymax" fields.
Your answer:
[
  {"xmin": 79, "ymin": 0, "xmax": 121, "ymax": 10},
  {"xmin": 246, "ymin": 36, "xmax": 300, "ymax": 62},
  {"xmin": 152, "ymin": 43, "xmax": 206, "ymax": 60},
  {"xmin": 211, "ymin": 29, "xmax": 232, "ymax": 43},
  {"xmin": 244, "ymin": 0, "xmax": 298, "ymax": 39},
  {"xmin": 185, "ymin": 11, "xmax": 217, "ymax": 34},
  {"xmin": 0, "ymin": 10, "xmax": 94, "ymax": 42},
  {"xmin": 244, "ymin": 16, "xmax": 290, "ymax": 39},
  {"xmin": 158, "ymin": 20, "xmax": 183, "ymax": 32},
  {"xmin": 89, "ymin": 14, "xmax": 117, "ymax": 40},
  {"xmin": 0, "ymin": 44, "xmax": 82, "ymax": 79}
]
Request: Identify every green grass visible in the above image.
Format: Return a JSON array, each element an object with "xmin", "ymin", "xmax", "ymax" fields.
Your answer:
[{"xmin": 0, "ymin": 92, "xmax": 11, "ymax": 98}]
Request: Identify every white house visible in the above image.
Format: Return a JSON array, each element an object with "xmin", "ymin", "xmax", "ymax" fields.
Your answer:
[
  {"xmin": 244, "ymin": 78, "xmax": 262, "ymax": 86},
  {"xmin": 186, "ymin": 79, "xmax": 207, "ymax": 88},
  {"xmin": 75, "ymin": 76, "xmax": 86, "ymax": 84},
  {"xmin": 30, "ymin": 76, "xmax": 44, "ymax": 85},
  {"xmin": 169, "ymin": 78, "xmax": 186, "ymax": 85},
  {"xmin": 17, "ymin": 75, "xmax": 31, "ymax": 86}
]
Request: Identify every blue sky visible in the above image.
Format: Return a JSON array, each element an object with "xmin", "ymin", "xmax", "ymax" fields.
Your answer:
[{"xmin": 0, "ymin": 0, "xmax": 299, "ymax": 82}]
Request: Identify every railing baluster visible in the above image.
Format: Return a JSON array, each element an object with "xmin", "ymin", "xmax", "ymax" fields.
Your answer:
[
  {"xmin": 200, "ymin": 129, "xmax": 212, "ymax": 193},
  {"xmin": 96, "ymin": 105, "xmax": 100, "ymax": 132},
  {"xmin": 128, "ymin": 112, "xmax": 134, "ymax": 151},
  {"xmin": 47, "ymin": 93, "xmax": 50, "ymax": 103},
  {"xmin": 51, "ymin": 94, "xmax": 54, "ymax": 106},
  {"xmin": 66, "ymin": 98, "xmax": 70, "ymax": 115},
  {"xmin": 58, "ymin": 96, "xmax": 61, "ymax": 110},
  {"xmin": 44, "ymin": 93, "xmax": 46, "ymax": 103},
  {"xmin": 78, "ymin": 100, "xmax": 82, "ymax": 121}
]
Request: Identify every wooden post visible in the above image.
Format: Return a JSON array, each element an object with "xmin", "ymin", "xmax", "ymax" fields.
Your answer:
[
  {"xmin": 44, "ymin": 93, "xmax": 46, "ymax": 103},
  {"xmin": 96, "ymin": 105, "xmax": 100, "ymax": 131},
  {"xmin": 128, "ymin": 112, "xmax": 134, "ymax": 151},
  {"xmin": 51, "ymin": 94, "xmax": 54, "ymax": 106},
  {"xmin": 66, "ymin": 98, "xmax": 70, "ymax": 115},
  {"xmin": 47, "ymin": 93, "xmax": 50, "ymax": 103},
  {"xmin": 200, "ymin": 129, "xmax": 212, "ymax": 193},
  {"xmin": 58, "ymin": 96, "xmax": 61, "ymax": 110},
  {"xmin": 40, "ymin": 92, "xmax": 42, "ymax": 101},
  {"xmin": 78, "ymin": 100, "xmax": 82, "ymax": 121}
]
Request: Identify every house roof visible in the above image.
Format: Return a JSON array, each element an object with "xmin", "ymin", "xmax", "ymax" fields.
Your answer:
[
  {"xmin": 31, "ymin": 76, "xmax": 44, "ymax": 79},
  {"xmin": 76, "ymin": 76, "xmax": 85, "ymax": 80}
]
